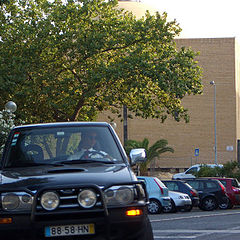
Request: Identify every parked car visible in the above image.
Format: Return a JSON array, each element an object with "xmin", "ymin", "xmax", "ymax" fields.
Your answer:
[
  {"xmin": 172, "ymin": 164, "xmax": 223, "ymax": 180},
  {"xmin": 162, "ymin": 180, "xmax": 199, "ymax": 207},
  {"xmin": 162, "ymin": 190, "xmax": 192, "ymax": 213},
  {"xmin": 0, "ymin": 122, "xmax": 153, "ymax": 240},
  {"xmin": 206, "ymin": 177, "xmax": 240, "ymax": 209},
  {"xmin": 184, "ymin": 178, "xmax": 229, "ymax": 211},
  {"xmin": 137, "ymin": 176, "xmax": 171, "ymax": 214}
]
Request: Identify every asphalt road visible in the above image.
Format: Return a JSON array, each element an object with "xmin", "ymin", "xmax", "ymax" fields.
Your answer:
[{"xmin": 149, "ymin": 207, "xmax": 240, "ymax": 240}]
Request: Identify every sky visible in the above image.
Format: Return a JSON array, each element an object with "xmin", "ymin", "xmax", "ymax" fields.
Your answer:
[{"xmin": 141, "ymin": 0, "xmax": 240, "ymax": 40}]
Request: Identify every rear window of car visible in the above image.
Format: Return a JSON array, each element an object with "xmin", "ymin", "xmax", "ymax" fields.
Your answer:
[
  {"xmin": 232, "ymin": 179, "xmax": 240, "ymax": 188},
  {"xmin": 163, "ymin": 182, "xmax": 179, "ymax": 191},
  {"xmin": 205, "ymin": 181, "xmax": 218, "ymax": 189},
  {"xmin": 186, "ymin": 180, "xmax": 204, "ymax": 190}
]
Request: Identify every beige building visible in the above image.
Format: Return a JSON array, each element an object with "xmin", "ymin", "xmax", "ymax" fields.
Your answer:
[{"xmin": 98, "ymin": 2, "xmax": 240, "ymax": 169}]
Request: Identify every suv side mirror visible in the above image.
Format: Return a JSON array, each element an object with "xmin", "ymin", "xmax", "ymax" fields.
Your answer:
[{"xmin": 129, "ymin": 148, "xmax": 147, "ymax": 166}]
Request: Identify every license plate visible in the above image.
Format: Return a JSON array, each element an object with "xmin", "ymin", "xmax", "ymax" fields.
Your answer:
[{"xmin": 45, "ymin": 223, "xmax": 95, "ymax": 237}]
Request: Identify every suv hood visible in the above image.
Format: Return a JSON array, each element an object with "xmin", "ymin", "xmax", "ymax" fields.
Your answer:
[{"xmin": 0, "ymin": 164, "xmax": 135, "ymax": 191}]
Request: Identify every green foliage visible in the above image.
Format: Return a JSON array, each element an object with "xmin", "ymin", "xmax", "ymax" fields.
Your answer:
[
  {"xmin": 0, "ymin": 110, "xmax": 15, "ymax": 157},
  {"xmin": 196, "ymin": 161, "xmax": 240, "ymax": 180},
  {"xmin": 124, "ymin": 138, "xmax": 174, "ymax": 175},
  {"xmin": 0, "ymin": 0, "xmax": 202, "ymax": 123}
]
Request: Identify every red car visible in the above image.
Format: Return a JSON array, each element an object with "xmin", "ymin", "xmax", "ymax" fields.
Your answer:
[{"xmin": 209, "ymin": 177, "xmax": 240, "ymax": 209}]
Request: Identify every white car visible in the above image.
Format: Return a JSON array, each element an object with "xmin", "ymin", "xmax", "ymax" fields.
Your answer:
[
  {"xmin": 163, "ymin": 190, "xmax": 192, "ymax": 213},
  {"xmin": 172, "ymin": 164, "xmax": 223, "ymax": 180}
]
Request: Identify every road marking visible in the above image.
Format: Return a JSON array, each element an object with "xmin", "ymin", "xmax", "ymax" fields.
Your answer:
[
  {"xmin": 154, "ymin": 229, "xmax": 240, "ymax": 233},
  {"xmin": 153, "ymin": 229, "xmax": 240, "ymax": 239},
  {"xmin": 154, "ymin": 236, "xmax": 198, "ymax": 239},
  {"xmin": 150, "ymin": 211, "xmax": 240, "ymax": 222}
]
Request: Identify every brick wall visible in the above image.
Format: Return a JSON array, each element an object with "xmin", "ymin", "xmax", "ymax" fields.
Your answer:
[{"xmin": 97, "ymin": 38, "xmax": 239, "ymax": 169}]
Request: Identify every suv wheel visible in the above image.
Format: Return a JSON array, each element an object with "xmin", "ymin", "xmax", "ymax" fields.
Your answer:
[
  {"xmin": 219, "ymin": 197, "xmax": 230, "ymax": 210},
  {"xmin": 148, "ymin": 199, "xmax": 162, "ymax": 214},
  {"xmin": 200, "ymin": 197, "xmax": 217, "ymax": 211}
]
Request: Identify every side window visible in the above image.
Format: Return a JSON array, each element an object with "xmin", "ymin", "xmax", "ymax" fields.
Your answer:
[
  {"xmin": 187, "ymin": 181, "xmax": 199, "ymax": 190},
  {"xmin": 232, "ymin": 179, "xmax": 240, "ymax": 188},
  {"xmin": 186, "ymin": 167, "xmax": 198, "ymax": 174},
  {"xmin": 164, "ymin": 182, "xmax": 178, "ymax": 191},
  {"xmin": 205, "ymin": 181, "xmax": 217, "ymax": 189},
  {"xmin": 172, "ymin": 183, "xmax": 179, "ymax": 191}
]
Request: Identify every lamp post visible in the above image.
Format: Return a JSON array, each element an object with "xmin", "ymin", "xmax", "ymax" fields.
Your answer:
[
  {"xmin": 123, "ymin": 105, "xmax": 128, "ymax": 146},
  {"xmin": 5, "ymin": 101, "xmax": 17, "ymax": 113},
  {"xmin": 210, "ymin": 81, "xmax": 217, "ymax": 164}
]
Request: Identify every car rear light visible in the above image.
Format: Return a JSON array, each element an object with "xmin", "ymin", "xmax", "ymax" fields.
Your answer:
[
  {"xmin": 190, "ymin": 190, "xmax": 197, "ymax": 197},
  {"xmin": 153, "ymin": 179, "xmax": 164, "ymax": 194},
  {"xmin": 219, "ymin": 183, "xmax": 226, "ymax": 194},
  {"xmin": 232, "ymin": 187, "xmax": 240, "ymax": 193}
]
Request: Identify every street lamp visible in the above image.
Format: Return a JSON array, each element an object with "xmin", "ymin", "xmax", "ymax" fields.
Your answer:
[
  {"xmin": 5, "ymin": 101, "xmax": 17, "ymax": 113},
  {"xmin": 210, "ymin": 81, "xmax": 217, "ymax": 164},
  {"xmin": 123, "ymin": 105, "xmax": 128, "ymax": 146}
]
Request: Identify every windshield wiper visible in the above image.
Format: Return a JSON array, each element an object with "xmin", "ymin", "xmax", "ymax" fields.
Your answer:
[
  {"xmin": 55, "ymin": 159, "xmax": 115, "ymax": 165},
  {"xmin": 5, "ymin": 162, "xmax": 65, "ymax": 168}
]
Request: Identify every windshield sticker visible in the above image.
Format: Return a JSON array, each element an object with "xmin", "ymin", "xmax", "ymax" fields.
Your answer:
[{"xmin": 11, "ymin": 132, "xmax": 20, "ymax": 146}]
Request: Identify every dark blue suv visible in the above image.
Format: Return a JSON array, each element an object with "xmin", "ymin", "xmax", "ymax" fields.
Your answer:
[
  {"xmin": 0, "ymin": 122, "xmax": 153, "ymax": 240},
  {"xmin": 184, "ymin": 178, "xmax": 229, "ymax": 211},
  {"xmin": 162, "ymin": 180, "xmax": 199, "ymax": 207}
]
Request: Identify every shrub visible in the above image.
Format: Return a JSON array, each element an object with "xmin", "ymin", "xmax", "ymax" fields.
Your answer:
[{"xmin": 196, "ymin": 161, "xmax": 240, "ymax": 180}]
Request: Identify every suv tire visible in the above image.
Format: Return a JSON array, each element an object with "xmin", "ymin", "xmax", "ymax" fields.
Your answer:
[{"xmin": 200, "ymin": 197, "xmax": 217, "ymax": 211}]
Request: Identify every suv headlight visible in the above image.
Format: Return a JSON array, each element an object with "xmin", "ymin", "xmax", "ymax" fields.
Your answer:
[
  {"xmin": 104, "ymin": 186, "xmax": 134, "ymax": 206},
  {"xmin": 78, "ymin": 189, "xmax": 97, "ymax": 208},
  {"xmin": 40, "ymin": 191, "xmax": 60, "ymax": 211},
  {"xmin": 1, "ymin": 192, "xmax": 33, "ymax": 211}
]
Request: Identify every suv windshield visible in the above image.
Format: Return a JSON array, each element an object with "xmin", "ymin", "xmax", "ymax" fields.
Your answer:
[{"xmin": 5, "ymin": 126, "xmax": 124, "ymax": 168}]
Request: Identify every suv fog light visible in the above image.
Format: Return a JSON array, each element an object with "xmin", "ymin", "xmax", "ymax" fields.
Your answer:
[
  {"xmin": 2, "ymin": 194, "xmax": 20, "ymax": 210},
  {"xmin": 40, "ymin": 191, "xmax": 60, "ymax": 211},
  {"xmin": 78, "ymin": 189, "xmax": 97, "ymax": 208}
]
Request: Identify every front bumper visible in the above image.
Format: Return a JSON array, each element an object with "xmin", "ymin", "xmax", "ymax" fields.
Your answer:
[
  {"xmin": 0, "ymin": 207, "xmax": 148, "ymax": 240},
  {"xmin": 0, "ymin": 182, "xmax": 150, "ymax": 240},
  {"xmin": 174, "ymin": 198, "xmax": 192, "ymax": 208}
]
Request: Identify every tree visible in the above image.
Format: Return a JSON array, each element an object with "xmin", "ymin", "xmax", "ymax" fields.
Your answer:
[
  {"xmin": 0, "ymin": 109, "xmax": 15, "ymax": 157},
  {"xmin": 0, "ymin": 0, "xmax": 202, "ymax": 123},
  {"xmin": 124, "ymin": 138, "xmax": 174, "ymax": 175}
]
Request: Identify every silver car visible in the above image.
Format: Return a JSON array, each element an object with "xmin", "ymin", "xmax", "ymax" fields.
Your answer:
[
  {"xmin": 163, "ymin": 190, "xmax": 192, "ymax": 213},
  {"xmin": 137, "ymin": 176, "xmax": 171, "ymax": 214}
]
